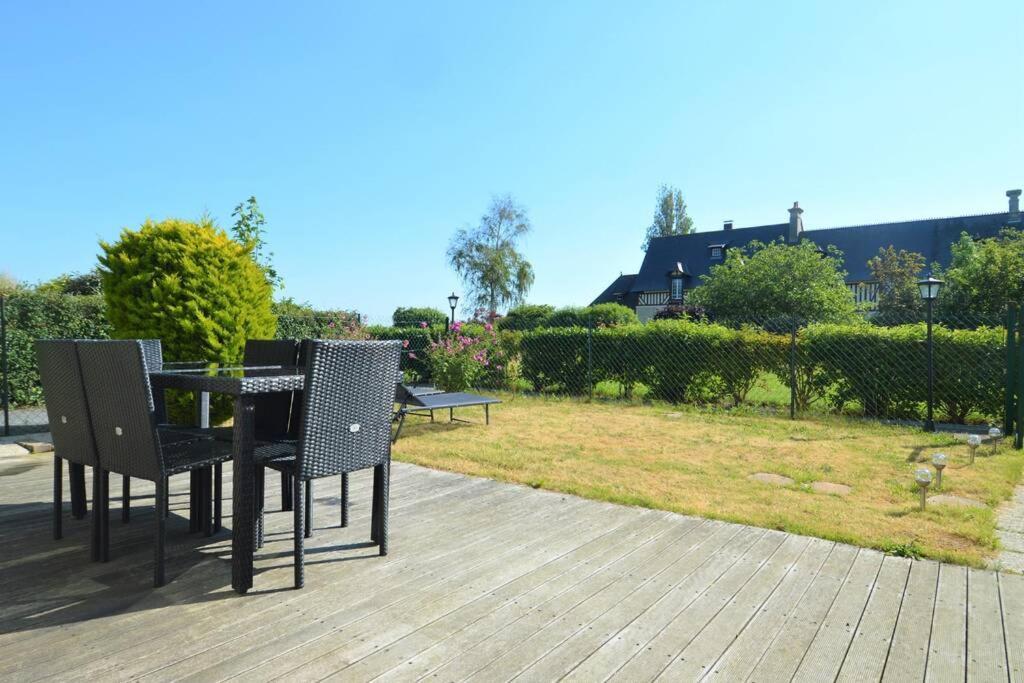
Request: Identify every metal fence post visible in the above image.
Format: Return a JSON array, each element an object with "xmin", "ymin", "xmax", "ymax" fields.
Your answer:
[
  {"xmin": 789, "ymin": 323, "xmax": 797, "ymax": 420},
  {"xmin": 1, "ymin": 294, "xmax": 8, "ymax": 436},
  {"xmin": 587, "ymin": 315, "xmax": 594, "ymax": 401},
  {"xmin": 1005, "ymin": 304, "xmax": 1017, "ymax": 435}
]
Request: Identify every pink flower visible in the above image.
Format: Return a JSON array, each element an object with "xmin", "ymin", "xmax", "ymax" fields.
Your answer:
[
  {"xmin": 484, "ymin": 322, "xmax": 493, "ymax": 332},
  {"xmin": 402, "ymin": 339, "xmax": 410, "ymax": 348},
  {"xmin": 452, "ymin": 321, "xmax": 462, "ymax": 332},
  {"xmin": 419, "ymin": 321, "xmax": 428, "ymax": 329},
  {"xmin": 496, "ymin": 364, "xmax": 504, "ymax": 371},
  {"xmin": 408, "ymin": 352, "xmax": 417, "ymax": 360},
  {"xmin": 328, "ymin": 322, "xmax": 336, "ymax": 328}
]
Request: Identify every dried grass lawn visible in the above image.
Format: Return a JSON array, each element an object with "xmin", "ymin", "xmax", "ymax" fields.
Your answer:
[{"xmin": 392, "ymin": 393, "xmax": 1024, "ymax": 567}]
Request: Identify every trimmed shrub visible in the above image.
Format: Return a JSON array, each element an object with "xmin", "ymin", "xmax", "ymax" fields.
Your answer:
[
  {"xmin": 392, "ymin": 306, "xmax": 448, "ymax": 328},
  {"xmin": 520, "ymin": 327, "xmax": 589, "ymax": 393},
  {"xmin": 546, "ymin": 303, "xmax": 638, "ymax": 329},
  {"xmin": 365, "ymin": 325, "xmax": 439, "ymax": 381},
  {"xmin": 2, "ymin": 292, "xmax": 110, "ymax": 405},
  {"xmin": 99, "ymin": 218, "xmax": 276, "ymax": 421},
  {"xmin": 497, "ymin": 304, "xmax": 554, "ymax": 331}
]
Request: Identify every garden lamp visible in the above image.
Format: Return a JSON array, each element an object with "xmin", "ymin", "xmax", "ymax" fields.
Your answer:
[
  {"xmin": 967, "ymin": 434, "xmax": 981, "ymax": 464},
  {"xmin": 917, "ymin": 275, "xmax": 943, "ymax": 432},
  {"xmin": 915, "ymin": 468, "xmax": 932, "ymax": 511},
  {"xmin": 447, "ymin": 292, "xmax": 459, "ymax": 332},
  {"xmin": 931, "ymin": 453, "xmax": 947, "ymax": 488},
  {"xmin": 989, "ymin": 426, "xmax": 1002, "ymax": 454}
]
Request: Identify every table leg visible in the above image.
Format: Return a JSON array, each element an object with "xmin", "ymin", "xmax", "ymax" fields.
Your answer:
[{"xmin": 231, "ymin": 395, "xmax": 256, "ymax": 594}]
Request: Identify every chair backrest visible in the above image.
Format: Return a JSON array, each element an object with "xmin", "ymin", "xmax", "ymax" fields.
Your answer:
[
  {"xmin": 244, "ymin": 339, "xmax": 299, "ymax": 439},
  {"xmin": 294, "ymin": 340, "xmax": 402, "ymax": 479},
  {"xmin": 77, "ymin": 340, "xmax": 164, "ymax": 481},
  {"xmin": 289, "ymin": 339, "xmax": 313, "ymax": 439},
  {"xmin": 35, "ymin": 340, "xmax": 99, "ymax": 468},
  {"xmin": 139, "ymin": 339, "xmax": 163, "ymax": 371}
]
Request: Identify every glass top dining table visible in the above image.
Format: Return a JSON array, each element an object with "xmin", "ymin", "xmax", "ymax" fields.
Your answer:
[{"xmin": 149, "ymin": 363, "xmax": 305, "ymax": 594}]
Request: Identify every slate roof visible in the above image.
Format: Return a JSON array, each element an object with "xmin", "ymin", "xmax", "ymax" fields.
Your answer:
[
  {"xmin": 629, "ymin": 211, "xmax": 1015, "ymax": 293},
  {"xmin": 591, "ymin": 273, "xmax": 637, "ymax": 305}
]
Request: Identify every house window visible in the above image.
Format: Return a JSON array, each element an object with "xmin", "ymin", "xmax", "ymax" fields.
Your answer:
[
  {"xmin": 670, "ymin": 277, "xmax": 684, "ymax": 301},
  {"xmin": 710, "ymin": 247, "xmax": 722, "ymax": 260}
]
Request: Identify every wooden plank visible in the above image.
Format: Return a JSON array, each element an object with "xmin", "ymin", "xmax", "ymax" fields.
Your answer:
[
  {"xmin": 608, "ymin": 530, "xmax": 789, "ymax": 682},
  {"xmin": 395, "ymin": 522, "xmax": 743, "ymax": 683},
  {"xmin": 881, "ymin": 559, "xmax": 940, "ymax": 682},
  {"xmin": 967, "ymin": 567, "xmax": 1008, "ymax": 682},
  {"xmin": 835, "ymin": 555, "xmax": 912, "ymax": 683},
  {"xmin": 1001, "ymin": 572, "xmax": 1024, "ymax": 683},
  {"xmin": 429, "ymin": 527, "xmax": 765, "ymax": 682},
  {"xmin": 925, "ymin": 563, "xmax": 967, "ymax": 683},
  {"xmin": 787, "ymin": 548, "xmax": 884, "ymax": 682},
  {"xmin": 701, "ymin": 538, "xmax": 834, "ymax": 682},
  {"xmin": 331, "ymin": 520, "xmax": 721, "ymax": 682},
  {"xmin": 744, "ymin": 543, "xmax": 860, "ymax": 682},
  {"xmin": 654, "ymin": 534, "xmax": 812, "ymax": 680},
  {"xmin": 478, "ymin": 522, "xmax": 753, "ymax": 683},
  {"xmin": 560, "ymin": 525, "xmax": 763, "ymax": 683},
  {"xmin": 450, "ymin": 515, "xmax": 728, "ymax": 681}
]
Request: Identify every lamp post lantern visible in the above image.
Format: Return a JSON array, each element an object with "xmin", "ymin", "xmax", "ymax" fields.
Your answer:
[
  {"xmin": 447, "ymin": 292, "xmax": 460, "ymax": 332},
  {"xmin": 989, "ymin": 426, "xmax": 1002, "ymax": 454},
  {"xmin": 918, "ymin": 275, "xmax": 943, "ymax": 431}
]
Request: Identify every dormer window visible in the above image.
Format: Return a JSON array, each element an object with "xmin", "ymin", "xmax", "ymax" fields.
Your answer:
[
  {"xmin": 668, "ymin": 261, "xmax": 687, "ymax": 302},
  {"xmin": 711, "ymin": 247, "xmax": 722, "ymax": 259},
  {"xmin": 670, "ymin": 277, "xmax": 684, "ymax": 301}
]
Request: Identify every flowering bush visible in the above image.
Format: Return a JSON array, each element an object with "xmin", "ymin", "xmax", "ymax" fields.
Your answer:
[{"xmin": 424, "ymin": 321, "xmax": 520, "ymax": 392}]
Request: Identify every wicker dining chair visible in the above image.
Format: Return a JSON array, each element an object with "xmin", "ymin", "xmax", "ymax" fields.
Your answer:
[
  {"xmin": 77, "ymin": 340, "xmax": 233, "ymax": 586},
  {"xmin": 35, "ymin": 340, "xmax": 101, "ymax": 554},
  {"xmin": 259, "ymin": 340, "xmax": 401, "ymax": 588}
]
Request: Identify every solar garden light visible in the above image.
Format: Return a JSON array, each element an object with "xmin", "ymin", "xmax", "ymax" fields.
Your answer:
[
  {"xmin": 989, "ymin": 426, "xmax": 1002, "ymax": 454},
  {"xmin": 918, "ymin": 275, "xmax": 943, "ymax": 432},
  {"xmin": 967, "ymin": 434, "xmax": 981, "ymax": 464},
  {"xmin": 915, "ymin": 468, "xmax": 933, "ymax": 511},
  {"xmin": 931, "ymin": 453, "xmax": 947, "ymax": 488}
]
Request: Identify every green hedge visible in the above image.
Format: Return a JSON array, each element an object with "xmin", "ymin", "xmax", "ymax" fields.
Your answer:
[
  {"xmin": 2, "ymin": 292, "xmax": 110, "ymax": 406},
  {"xmin": 518, "ymin": 320, "xmax": 1005, "ymax": 422},
  {"xmin": 803, "ymin": 323, "xmax": 1005, "ymax": 421},
  {"xmin": 392, "ymin": 306, "xmax": 447, "ymax": 328}
]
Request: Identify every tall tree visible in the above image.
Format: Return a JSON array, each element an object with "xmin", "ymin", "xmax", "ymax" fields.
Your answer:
[
  {"xmin": 642, "ymin": 184, "xmax": 694, "ymax": 251},
  {"xmin": 231, "ymin": 195, "xmax": 282, "ymax": 290},
  {"xmin": 868, "ymin": 246, "xmax": 924, "ymax": 316},
  {"xmin": 447, "ymin": 195, "xmax": 535, "ymax": 315}
]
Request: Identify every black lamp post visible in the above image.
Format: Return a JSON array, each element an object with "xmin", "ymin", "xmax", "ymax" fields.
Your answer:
[
  {"xmin": 918, "ymin": 275, "xmax": 943, "ymax": 431},
  {"xmin": 447, "ymin": 292, "xmax": 459, "ymax": 332}
]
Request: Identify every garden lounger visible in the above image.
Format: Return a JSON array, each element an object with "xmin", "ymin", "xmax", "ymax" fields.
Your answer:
[{"xmin": 392, "ymin": 384, "xmax": 500, "ymax": 442}]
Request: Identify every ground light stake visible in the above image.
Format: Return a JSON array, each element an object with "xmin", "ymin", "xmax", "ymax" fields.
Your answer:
[
  {"xmin": 932, "ymin": 453, "xmax": 947, "ymax": 488},
  {"xmin": 989, "ymin": 426, "xmax": 1002, "ymax": 455},
  {"xmin": 915, "ymin": 468, "xmax": 932, "ymax": 511},
  {"xmin": 967, "ymin": 434, "xmax": 981, "ymax": 464}
]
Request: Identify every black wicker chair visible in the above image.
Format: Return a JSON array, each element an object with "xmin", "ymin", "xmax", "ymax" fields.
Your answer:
[
  {"xmin": 77, "ymin": 340, "xmax": 233, "ymax": 586},
  {"xmin": 259, "ymin": 340, "xmax": 401, "ymax": 588},
  {"xmin": 35, "ymin": 340, "xmax": 100, "ymax": 554}
]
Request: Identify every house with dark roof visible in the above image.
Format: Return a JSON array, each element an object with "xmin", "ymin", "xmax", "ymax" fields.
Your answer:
[{"xmin": 594, "ymin": 189, "xmax": 1023, "ymax": 321}]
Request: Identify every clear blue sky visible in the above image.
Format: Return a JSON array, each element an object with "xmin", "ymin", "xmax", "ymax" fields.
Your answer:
[{"xmin": 1, "ymin": 1, "xmax": 1021, "ymax": 323}]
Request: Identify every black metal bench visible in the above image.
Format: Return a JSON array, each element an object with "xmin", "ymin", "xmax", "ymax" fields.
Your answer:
[{"xmin": 393, "ymin": 384, "xmax": 500, "ymax": 442}]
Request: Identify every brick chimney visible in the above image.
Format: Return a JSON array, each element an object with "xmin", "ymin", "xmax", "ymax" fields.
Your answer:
[
  {"xmin": 723, "ymin": 220, "xmax": 733, "ymax": 231},
  {"xmin": 787, "ymin": 202, "xmax": 804, "ymax": 243},
  {"xmin": 1009, "ymin": 189, "xmax": 1022, "ymax": 224}
]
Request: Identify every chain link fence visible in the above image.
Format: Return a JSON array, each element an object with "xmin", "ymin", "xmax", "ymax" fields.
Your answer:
[
  {"xmin": 496, "ymin": 312, "xmax": 1008, "ymax": 428},
  {"xmin": 0, "ymin": 292, "xmax": 1013, "ymax": 435}
]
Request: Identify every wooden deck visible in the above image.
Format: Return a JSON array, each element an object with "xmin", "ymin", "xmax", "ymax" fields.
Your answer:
[{"xmin": 1, "ymin": 453, "xmax": 1022, "ymax": 682}]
